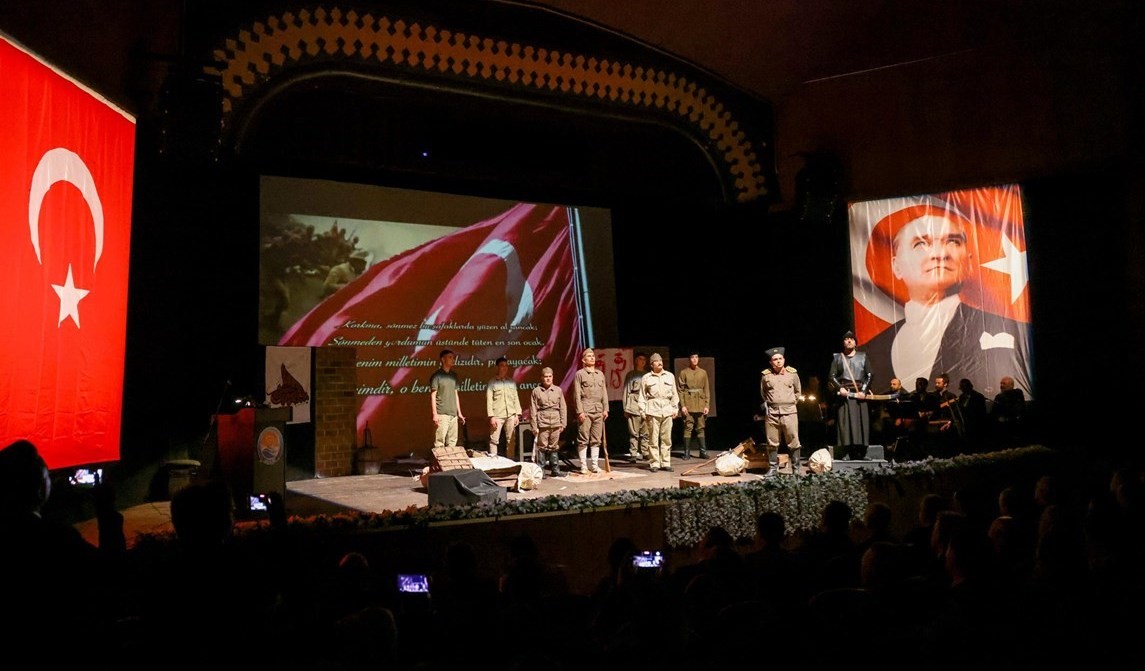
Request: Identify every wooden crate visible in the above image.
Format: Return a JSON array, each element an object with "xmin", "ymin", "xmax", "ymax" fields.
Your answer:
[{"xmin": 431, "ymin": 446, "xmax": 474, "ymax": 472}]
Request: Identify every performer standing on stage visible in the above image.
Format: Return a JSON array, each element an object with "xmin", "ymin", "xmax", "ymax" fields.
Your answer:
[
  {"xmin": 639, "ymin": 353, "xmax": 680, "ymax": 473},
  {"xmin": 677, "ymin": 350, "xmax": 710, "ymax": 460},
  {"xmin": 574, "ymin": 348, "xmax": 609, "ymax": 474},
  {"xmin": 760, "ymin": 347, "xmax": 802, "ymax": 475},
  {"xmin": 430, "ymin": 349, "xmax": 465, "ymax": 448},
  {"xmin": 622, "ymin": 352, "xmax": 650, "ymax": 463},
  {"xmin": 486, "ymin": 356, "xmax": 522, "ymax": 458},
  {"xmin": 828, "ymin": 331, "xmax": 873, "ymax": 460},
  {"xmin": 530, "ymin": 367, "xmax": 567, "ymax": 478}
]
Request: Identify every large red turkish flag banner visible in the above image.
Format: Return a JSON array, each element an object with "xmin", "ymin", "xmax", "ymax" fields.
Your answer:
[
  {"xmin": 281, "ymin": 203, "xmax": 581, "ymax": 451},
  {"xmin": 0, "ymin": 35, "xmax": 136, "ymax": 469}
]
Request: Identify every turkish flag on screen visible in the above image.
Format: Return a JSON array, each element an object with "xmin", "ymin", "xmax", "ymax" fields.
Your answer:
[
  {"xmin": 0, "ymin": 36, "xmax": 135, "ymax": 469},
  {"xmin": 282, "ymin": 203, "xmax": 580, "ymax": 451}
]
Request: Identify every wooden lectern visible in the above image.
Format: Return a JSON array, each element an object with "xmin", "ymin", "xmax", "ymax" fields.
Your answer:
[{"xmin": 213, "ymin": 406, "xmax": 291, "ymax": 514}]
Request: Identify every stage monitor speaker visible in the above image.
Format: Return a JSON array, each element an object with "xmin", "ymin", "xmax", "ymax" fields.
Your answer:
[
  {"xmin": 428, "ymin": 468, "xmax": 507, "ymax": 507},
  {"xmin": 833, "ymin": 444, "xmax": 885, "ymax": 461}
]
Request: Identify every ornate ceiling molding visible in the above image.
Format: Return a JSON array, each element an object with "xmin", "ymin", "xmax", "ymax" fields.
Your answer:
[{"xmin": 206, "ymin": 5, "xmax": 773, "ymax": 203}]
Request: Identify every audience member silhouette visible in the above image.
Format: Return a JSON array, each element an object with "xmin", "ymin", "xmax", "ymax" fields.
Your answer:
[
  {"xmin": 925, "ymin": 510, "xmax": 967, "ymax": 586},
  {"xmin": 135, "ymin": 478, "xmax": 283, "ymax": 670},
  {"xmin": 669, "ymin": 526, "xmax": 747, "ymax": 639},
  {"xmin": 430, "ymin": 540, "xmax": 499, "ymax": 660},
  {"xmin": 902, "ymin": 493, "xmax": 949, "ymax": 571},
  {"xmin": 499, "ymin": 533, "xmax": 569, "ymax": 605},
  {"xmin": 0, "ymin": 440, "xmax": 123, "ymax": 658},
  {"xmin": 744, "ymin": 511, "xmax": 807, "ymax": 611},
  {"xmin": 856, "ymin": 501, "xmax": 897, "ymax": 555},
  {"xmin": 798, "ymin": 499, "xmax": 860, "ymax": 592}
]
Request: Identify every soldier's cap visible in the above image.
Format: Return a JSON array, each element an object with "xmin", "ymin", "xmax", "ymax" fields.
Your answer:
[
  {"xmin": 649, "ymin": 353, "xmax": 663, "ymax": 363},
  {"xmin": 495, "ymin": 356, "xmax": 508, "ymax": 365},
  {"xmin": 541, "ymin": 366, "xmax": 554, "ymax": 376},
  {"xmin": 350, "ymin": 249, "xmax": 370, "ymax": 260},
  {"xmin": 687, "ymin": 349, "xmax": 700, "ymax": 356},
  {"xmin": 765, "ymin": 347, "xmax": 785, "ymax": 359},
  {"xmin": 439, "ymin": 349, "xmax": 454, "ymax": 359},
  {"xmin": 843, "ymin": 330, "xmax": 855, "ymax": 340}
]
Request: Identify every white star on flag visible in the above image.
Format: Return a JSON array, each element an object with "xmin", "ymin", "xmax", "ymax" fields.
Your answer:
[
  {"xmin": 981, "ymin": 233, "xmax": 1028, "ymax": 303},
  {"xmin": 51, "ymin": 264, "xmax": 90, "ymax": 327}
]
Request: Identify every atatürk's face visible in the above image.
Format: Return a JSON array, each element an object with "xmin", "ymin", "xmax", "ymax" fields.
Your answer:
[{"xmin": 891, "ymin": 215, "xmax": 969, "ymax": 304}]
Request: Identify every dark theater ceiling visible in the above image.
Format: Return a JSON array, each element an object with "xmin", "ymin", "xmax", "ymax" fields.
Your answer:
[{"xmin": 0, "ymin": 0, "xmax": 1137, "ymax": 203}]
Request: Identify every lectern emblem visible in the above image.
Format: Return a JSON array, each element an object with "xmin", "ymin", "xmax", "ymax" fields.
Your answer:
[{"xmin": 256, "ymin": 426, "xmax": 284, "ymax": 465}]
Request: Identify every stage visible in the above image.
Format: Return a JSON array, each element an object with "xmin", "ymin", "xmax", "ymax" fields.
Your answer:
[{"xmin": 78, "ymin": 451, "xmax": 892, "ymax": 549}]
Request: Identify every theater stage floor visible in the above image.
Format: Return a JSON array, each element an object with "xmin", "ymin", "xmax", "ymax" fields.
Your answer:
[{"xmin": 77, "ymin": 456, "xmax": 787, "ymax": 547}]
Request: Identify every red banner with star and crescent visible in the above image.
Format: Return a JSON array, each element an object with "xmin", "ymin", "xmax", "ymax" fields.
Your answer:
[{"xmin": 0, "ymin": 34, "xmax": 136, "ymax": 469}]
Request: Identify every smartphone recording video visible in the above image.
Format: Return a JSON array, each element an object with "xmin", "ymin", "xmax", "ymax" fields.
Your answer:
[
  {"xmin": 249, "ymin": 493, "xmax": 270, "ymax": 512},
  {"xmin": 632, "ymin": 550, "xmax": 664, "ymax": 569},
  {"xmin": 397, "ymin": 573, "xmax": 430, "ymax": 594},
  {"xmin": 68, "ymin": 467, "xmax": 102, "ymax": 487}
]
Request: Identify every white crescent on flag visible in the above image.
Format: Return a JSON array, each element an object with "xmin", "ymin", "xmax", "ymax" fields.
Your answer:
[{"xmin": 29, "ymin": 147, "xmax": 105, "ymax": 268}]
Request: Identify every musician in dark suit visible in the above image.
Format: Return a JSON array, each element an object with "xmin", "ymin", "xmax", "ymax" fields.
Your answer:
[
  {"xmin": 893, "ymin": 376, "xmax": 937, "ymax": 462},
  {"xmin": 827, "ymin": 330, "xmax": 873, "ymax": 459},
  {"xmin": 872, "ymin": 377, "xmax": 905, "ymax": 447},
  {"xmin": 957, "ymin": 378, "xmax": 989, "ymax": 452},
  {"xmin": 926, "ymin": 373, "xmax": 964, "ymax": 458},
  {"xmin": 862, "ymin": 209, "xmax": 1033, "ymax": 400}
]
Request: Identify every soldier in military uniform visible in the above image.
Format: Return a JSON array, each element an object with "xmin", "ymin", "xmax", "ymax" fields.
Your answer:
[
  {"xmin": 486, "ymin": 356, "xmax": 522, "ymax": 458},
  {"xmin": 622, "ymin": 352, "xmax": 650, "ymax": 462},
  {"xmin": 574, "ymin": 348, "xmax": 609, "ymax": 474},
  {"xmin": 530, "ymin": 367, "xmax": 567, "ymax": 477},
  {"xmin": 677, "ymin": 350, "xmax": 711, "ymax": 460},
  {"xmin": 639, "ymin": 353, "xmax": 680, "ymax": 472},
  {"xmin": 760, "ymin": 346, "xmax": 802, "ymax": 475}
]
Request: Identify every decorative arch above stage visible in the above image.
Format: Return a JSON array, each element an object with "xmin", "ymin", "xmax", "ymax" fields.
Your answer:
[{"xmin": 201, "ymin": 2, "xmax": 777, "ymax": 204}]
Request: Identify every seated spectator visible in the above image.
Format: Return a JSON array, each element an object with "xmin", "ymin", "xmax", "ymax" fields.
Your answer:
[
  {"xmin": 798, "ymin": 500, "xmax": 860, "ymax": 592},
  {"xmin": 902, "ymin": 493, "xmax": 949, "ymax": 571},
  {"xmin": 744, "ymin": 511, "xmax": 807, "ymax": 611},
  {"xmin": 0, "ymin": 440, "xmax": 123, "ymax": 652},
  {"xmin": 670, "ymin": 526, "xmax": 747, "ymax": 637},
  {"xmin": 856, "ymin": 501, "xmax": 897, "ymax": 555}
]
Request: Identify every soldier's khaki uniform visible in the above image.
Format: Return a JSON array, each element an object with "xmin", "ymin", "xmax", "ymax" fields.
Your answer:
[
  {"xmin": 574, "ymin": 367, "xmax": 608, "ymax": 472},
  {"xmin": 639, "ymin": 369, "xmax": 679, "ymax": 470},
  {"xmin": 530, "ymin": 382, "xmax": 567, "ymax": 477},
  {"xmin": 622, "ymin": 368, "xmax": 650, "ymax": 460},
  {"xmin": 486, "ymin": 376, "xmax": 522, "ymax": 457},
  {"xmin": 677, "ymin": 365, "xmax": 710, "ymax": 458},
  {"xmin": 761, "ymin": 366, "xmax": 802, "ymax": 473}
]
